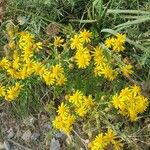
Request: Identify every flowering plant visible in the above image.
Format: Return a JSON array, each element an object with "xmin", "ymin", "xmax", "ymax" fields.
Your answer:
[{"xmin": 0, "ymin": 23, "xmax": 149, "ymax": 150}]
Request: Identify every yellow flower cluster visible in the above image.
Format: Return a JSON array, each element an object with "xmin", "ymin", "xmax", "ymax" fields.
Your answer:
[
  {"xmin": 74, "ymin": 47, "xmax": 91, "ymax": 69},
  {"xmin": 69, "ymin": 30, "xmax": 132, "ymax": 81},
  {"xmin": 105, "ymin": 33, "xmax": 126, "ymax": 52},
  {"xmin": 70, "ymin": 31, "xmax": 118, "ymax": 80},
  {"xmin": 121, "ymin": 64, "xmax": 133, "ymax": 77},
  {"xmin": 88, "ymin": 129, "xmax": 123, "ymax": 150},
  {"xmin": 70, "ymin": 29, "xmax": 92, "ymax": 49},
  {"xmin": 68, "ymin": 90, "xmax": 95, "ymax": 117},
  {"xmin": 53, "ymin": 90, "xmax": 95, "ymax": 133},
  {"xmin": 43, "ymin": 64, "xmax": 67, "ymax": 86},
  {"xmin": 2, "ymin": 26, "xmax": 148, "ymax": 149},
  {"xmin": 0, "ymin": 82, "xmax": 23, "ymax": 101},
  {"xmin": 94, "ymin": 62, "xmax": 118, "ymax": 81},
  {"xmin": 93, "ymin": 46, "xmax": 117, "ymax": 80},
  {"xmin": 70, "ymin": 29, "xmax": 92, "ymax": 69},
  {"xmin": 52, "ymin": 102, "xmax": 75, "ymax": 134},
  {"xmin": 0, "ymin": 31, "xmax": 41, "ymax": 79},
  {"xmin": 0, "ymin": 30, "xmax": 67, "ymax": 101},
  {"xmin": 112, "ymin": 85, "xmax": 149, "ymax": 121}
]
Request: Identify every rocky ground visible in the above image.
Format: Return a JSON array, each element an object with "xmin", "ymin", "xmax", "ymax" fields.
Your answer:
[{"xmin": 0, "ymin": 107, "xmax": 66, "ymax": 150}]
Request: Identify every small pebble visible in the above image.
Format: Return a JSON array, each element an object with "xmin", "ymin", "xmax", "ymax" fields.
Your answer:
[
  {"xmin": 7, "ymin": 128, "xmax": 14, "ymax": 139},
  {"xmin": 4, "ymin": 140, "xmax": 10, "ymax": 150},
  {"xmin": 50, "ymin": 138, "xmax": 60, "ymax": 150},
  {"xmin": 21, "ymin": 130, "xmax": 32, "ymax": 142},
  {"xmin": 55, "ymin": 132, "xmax": 64, "ymax": 139},
  {"xmin": 16, "ymin": 129, "xmax": 22, "ymax": 138},
  {"xmin": 44, "ymin": 122, "xmax": 51, "ymax": 130},
  {"xmin": 31, "ymin": 132, "xmax": 40, "ymax": 141}
]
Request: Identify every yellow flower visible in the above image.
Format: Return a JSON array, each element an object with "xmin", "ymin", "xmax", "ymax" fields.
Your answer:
[
  {"xmin": 19, "ymin": 32, "xmax": 34, "ymax": 54},
  {"xmin": 53, "ymin": 37, "xmax": 64, "ymax": 47},
  {"xmin": 19, "ymin": 31, "xmax": 34, "ymax": 46},
  {"xmin": 105, "ymin": 33, "xmax": 126, "ymax": 52},
  {"xmin": 63, "ymin": 114, "xmax": 75, "ymax": 128},
  {"xmin": 112, "ymin": 38, "xmax": 125, "ymax": 52},
  {"xmin": 135, "ymin": 97, "xmax": 149, "ymax": 113},
  {"xmin": 53, "ymin": 112, "xmax": 75, "ymax": 134},
  {"xmin": 76, "ymin": 106, "xmax": 87, "ymax": 117},
  {"xmin": 34, "ymin": 42, "xmax": 43, "ymax": 52},
  {"xmin": 79, "ymin": 29, "xmax": 92, "ymax": 43},
  {"xmin": 25, "ymin": 59, "xmax": 34, "ymax": 68},
  {"xmin": 88, "ymin": 133, "xmax": 106, "ymax": 150},
  {"xmin": 116, "ymin": 33, "xmax": 126, "ymax": 43},
  {"xmin": 112, "ymin": 94, "xmax": 123, "ymax": 109},
  {"xmin": 104, "ymin": 129, "xmax": 116, "ymax": 144},
  {"xmin": 69, "ymin": 90, "xmax": 83, "ymax": 106},
  {"xmin": 6, "ymin": 68, "xmax": 18, "ymax": 78},
  {"xmin": 95, "ymin": 63, "xmax": 117, "ymax": 80},
  {"xmin": 19, "ymin": 31, "xmax": 34, "ymax": 41},
  {"xmin": 5, "ymin": 82, "xmax": 23, "ymax": 101},
  {"xmin": 51, "ymin": 64, "xmax": 64, "ymax": 78},
  {"xmin": 128, "ymin": 106, "xmax": 138, "ymax": 121},
  {"xmin": 57, "ymin": 102, "xmax": 69, "ymax": 116},
  {"xmin": 50, "ymin": 64, "xmax": 67, "ymax": 86},
  {"xmin": 0, "ymin": 57, "xmax": 11, "ymax": 69},
  {"xmin": 105, "ymin": 37, "xmax": 114, "ymax": 49},
  {"xmin": 17, "ymin": 65, "xmax": 33, "ymax": 80},
  {"xmin": 130, "ymin": 84, "xmax": 141, "ymax": 96},
  {"xmin": 112, "ymin": 140, "xmax": 123, "ymax": 150},
  {"xmin": 43, "ymin": 71, "xmax": 55, "ymax": 86},
  {"xmin": 22, "ymin": 48, "xmax": 34, "ymax": 62},
  {"xmin": 55, "ymin": 75, "xmax": 67, "ymax": 86},
  {"xmin": 83, "ymin": 95, "xmax": 95, "ymax": 110},
  {"xmin": 0, "ymin": 84, "xmax": 6, "ymax": 97},
  {"xmin": 70, "ymin": 34, "xmax": 83, "ymax": 50},
  {"xmin": 53, "ymin": 91, "xmax": 95, "ymax": 134},
  {"xmin": 74, "ymin": 47, "xmax": 91, "ymax": 69},
  {"xmin": 52, "ymin": 116, "xmax": 64, "ymax": 131},
  {"xmin": 92, "ymin": 46, "xmax": 105, "ymax": 66},
  {"xmin": 112, "ymin": 85, "xmax": 149, "ymax": 121},
  {"xmin": 12, "ymin": 56, "xmax": 20, "ymax": 70},
  {"xmin": 62, "ymin": 115, "xmax": 75, "ymax": 133},
  {"xmin": 121, "ymin": 64, "xmax": 133, "ymax": 77},
  {"xmin": 18, "ymin": 31, "xmax": 35, "ymax": 63},
  {"xmin": 15, "ymin": 60, "xmax": 34, "ymax": 80},
  {"xmin": 119, "ymin": 87, "xmax": 130, "ymax": 97},
  {"xmin": 17, "ymin": 68, "xmax": 27, "ymax": 80},
  {"xmin": 33, "ymin": 62, "xmax": 47, "ymax": 76},
  {"xmin": 89, "ymin": 129, "xmax": 122, "ymax": 150},
  {"xmin": 112, "ymin": 34, "xmax": 126, "ymax": 52}
]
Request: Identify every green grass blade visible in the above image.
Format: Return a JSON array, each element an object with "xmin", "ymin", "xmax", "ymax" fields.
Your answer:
[
  {"xmin": 93, "ymin": 0, "xmax": 103, "ymax": 17},
  {"xmin": 69, "ymin": 19, "xmax": 97, "ymax": 23},
  {"xmin": 114, "ymin": 17, "xmax": 150, "ymax": 29},
  {"xmin": 107, "ymin": 9, "xmax": 150, "ymax": 15}
]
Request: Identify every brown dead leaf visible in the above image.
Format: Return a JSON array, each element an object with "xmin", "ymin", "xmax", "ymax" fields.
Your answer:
[
  {"xmin": 45, "ymin": 23, "xmax": 60, "ymax": 37},
  {"xmin": 0, "ymin": 0, "xmax": 6, "ymax": 24}
]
